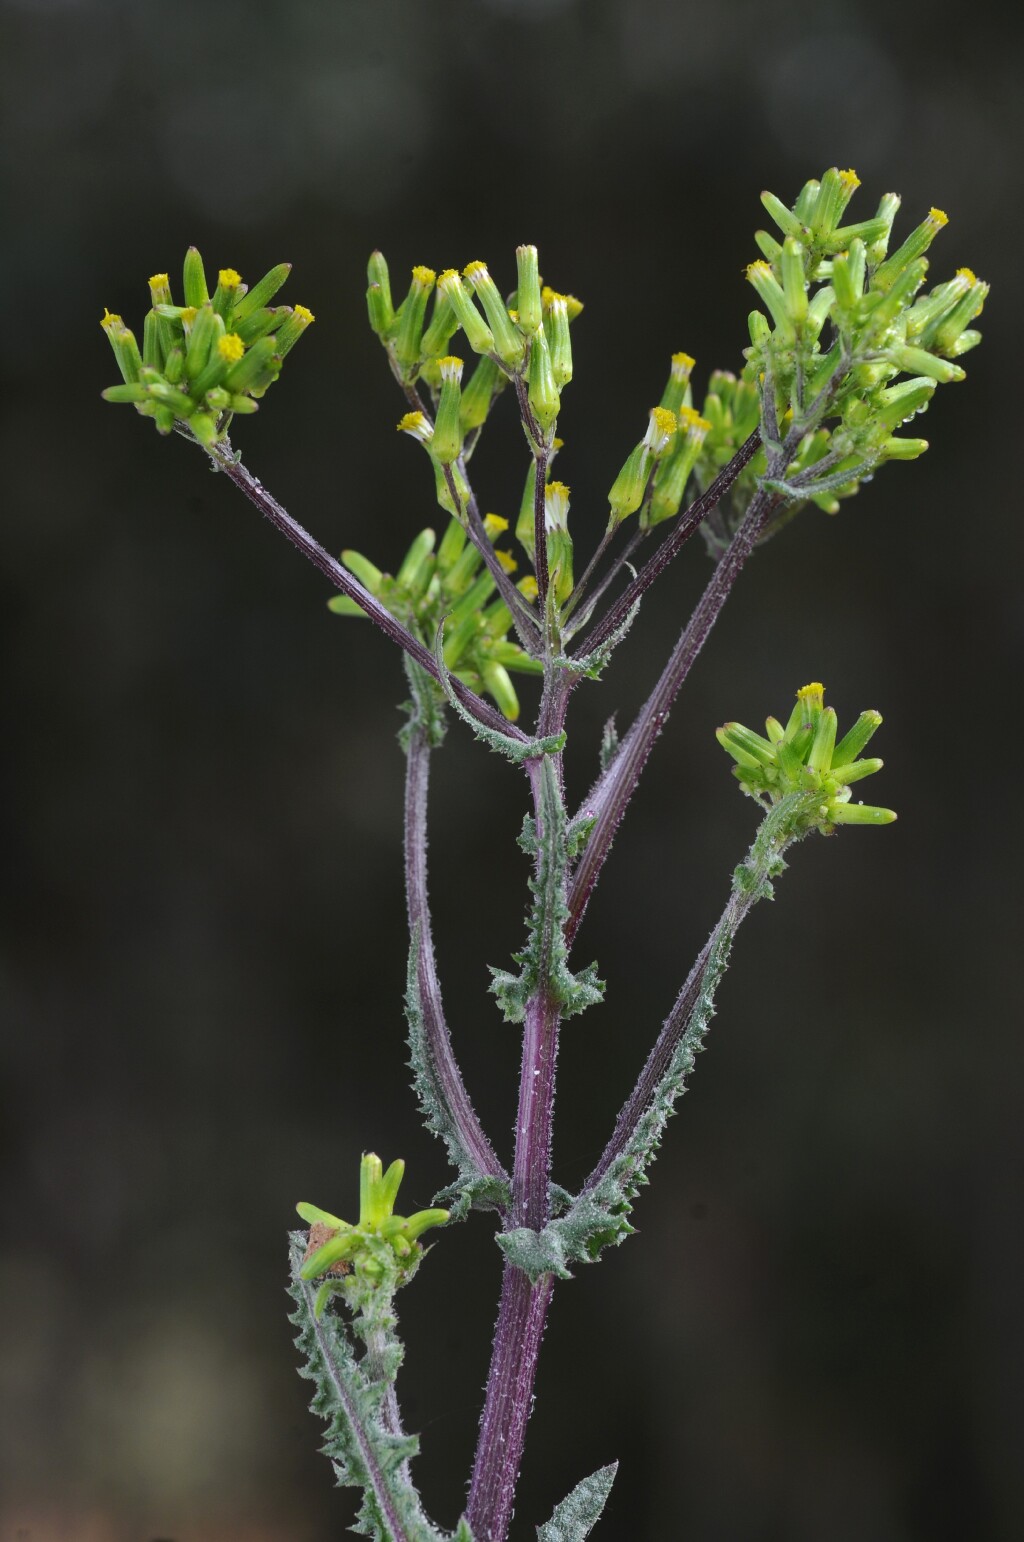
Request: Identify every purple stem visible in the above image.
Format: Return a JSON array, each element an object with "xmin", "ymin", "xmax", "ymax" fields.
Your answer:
[
  {"xmin": 204, "ymin": 438, "xmax": 528, "ymax": 745},
  {"xmin": 574, "ymin": 431, "xmax": 761, "ymax": 658},
  {"xmin": 464, "ymin": 686, "xmax": 569, "ymax": 1542},
  {"xmin": 404, "ymin": 720, "xmax": 509, "ymax": 1194},
  {"xmin": 464, "ymin": 1269, "xmax": 555, "ymax": 1542},
  {"xmin": 585, "ymin": 934, "xmax": 714, "ymax": 1191},
  {"xmin": 566, "ymin": 478, "xmax": 780, "ymax": 945}
]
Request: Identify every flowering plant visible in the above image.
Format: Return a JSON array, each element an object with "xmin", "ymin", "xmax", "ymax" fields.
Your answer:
[{"xmin": 101, "ymin": 169, "xmax": 985, "ymax": 1540}]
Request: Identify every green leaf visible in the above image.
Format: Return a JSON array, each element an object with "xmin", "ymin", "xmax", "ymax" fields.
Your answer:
[
  {"xmin": 537, "ymin": 1463, "xmax": 618, "ymax": 1542},
  {"xmin": 488, "ymin": 758, "xmax": 604, "ymax": 1025},
  {"xmin": 433, "ymin": 619, "xmax": 563, "ymax": 764},
  {"xmin": 288, "ymin": 1235, "xmax": 442, "ymax": 1542}
]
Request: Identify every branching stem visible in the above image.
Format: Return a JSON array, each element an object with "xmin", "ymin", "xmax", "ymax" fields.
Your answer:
[
  {"xmin": 567, "ymin": 470, "xmax": 783, "ymax": 944},
  {"xmin": 202, "ymin": 437, "xmax": 528, "ymax": 745}
]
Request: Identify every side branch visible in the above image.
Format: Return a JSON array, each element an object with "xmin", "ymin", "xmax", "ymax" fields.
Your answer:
[
  {"xmin": 204, "ymin": 438, "xmax": 529, "ymax": 745},
  {"xmin": 404, "ymin": 718, "xmax": 510, "ymax": 1203},
  {"xmin": 566, "ymin": 474, "xmax": 781, "ymax": 943},
  {"xmin": 575, "ymin": 431, "xmax": 761, "ymax": 656}
]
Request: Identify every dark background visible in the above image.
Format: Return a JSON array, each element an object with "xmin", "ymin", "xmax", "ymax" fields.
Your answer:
[{"xmin": 2, "ymin": 1, "xmax": 1021, "ymax": 1538}]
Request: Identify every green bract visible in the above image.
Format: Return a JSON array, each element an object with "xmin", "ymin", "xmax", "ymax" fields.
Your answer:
[
  {"xmin": 717, "ymin": 682, "xmax": 896, "ymax": 835},
  {"xmin": 297, "ymin": 1152, "xmax": 449, "ymax": 1318},
  {"xmin": 100, "ymin": 250, "xmax": 312, "ymax": 444}
]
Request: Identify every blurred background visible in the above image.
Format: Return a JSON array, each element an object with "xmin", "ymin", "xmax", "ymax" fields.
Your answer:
[{"xmin": 2, "ymin": 0, "xmax": 1021, "ymax": 1538}]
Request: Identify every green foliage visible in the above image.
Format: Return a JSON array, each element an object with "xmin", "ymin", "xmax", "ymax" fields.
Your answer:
[
  {"xmin": 488, "ymin": 758, "xmax": 604, "ymax": 1024},
  {"xmin": 433, "ymin": 624, "xmax": 564, "ymax": 763},
  {"xmin": 536, "ymin": 1463, "xmax": 618, "ymax": 1542},
  {"xmin": 297, "ymin": 1153, "xmax": 449, "ymax": 1318},
  {"xmin": 288, "ymin": 1234, "xmax": 442, "ymax": 1542}
]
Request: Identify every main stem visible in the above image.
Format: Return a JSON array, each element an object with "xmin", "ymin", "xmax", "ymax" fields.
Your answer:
[{"xmin": 465, "ymin": 683, "xmax": 570, "ymax": 1542}]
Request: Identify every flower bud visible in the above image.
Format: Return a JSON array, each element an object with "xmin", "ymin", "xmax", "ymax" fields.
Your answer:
[
  {"xmin": 780, "ymin": 237, "xmax": 809, "ymax": 325},
  {"xmin": 545, "ymin": 293, "xmax": 573, "ymax": 386},
  {"xmin": 437, "ymin": 269, "xmax": 494, "ymax": 355},
  {"xmin": 211, "ymin": 266, "xmax": 243, "ymax": 321},
  {"xmin": 746, "ymin": 261, "xmax": 794, "ymax": 340},
  {"xmin": 223, "ymin": 334, "xmax": 280, "ymax": 395},
  {"xmin": 232, "ymin": 262, "xmax": 292, "ymax": 324},
  {"xmin": 182, "ymin": 246, "xmax": 209, "ymax": 308},
  {"xmin": 659, "ymin": 352, "xmax": 695, "ymax": 415},
  {"xmin": 431, "ymin": 355, "xmax": 464, "ymax": 465},
  {"xmin": 545, "ymin": 481, "xmax": 574, "ymax": 604},
  {"xmin": 184, "ymin": 302, "xmax": 224, "ymax": 380},
  {"xmin": 459, "ymin": 354, "xmax": 502, "ymax": 431},
  {"xmin": 809, "ymin": 167, "xmax": 860, "ymax": 236},
  {"xmin": 100, "ymin": 310, "xmax": 143, "ymax": 384},
  {"xmin": 872, "ymin": 207, "xmax": 949, "ymax": 293},
  {"xmin": 420, "ymin": 289, "xmax": 459, "ymax": 359},
  {"xmin": 515, "ymin": 245, "xmax": 543, "ymax": 335},
  {"xmin": 463, "ymin": 261, "xmax": 524, "ymax": 368},
  {"xmin": 394, "ymin": 265, "xmax": 436, "ymax": 370},
  {"xmin": 527, "ymin": 327, "xmax": 560, "ymax": 433},
  {"xmin": 274, "ymin": 303, "xmax": 314, "ymax": 358}
]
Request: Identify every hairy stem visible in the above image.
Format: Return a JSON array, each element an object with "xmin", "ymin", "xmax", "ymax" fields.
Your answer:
[
  {"xmin": 465, "ymin": 682, "xmax": 570, "ymax": 1542},
  {"xmin": 464, "ymin": 1268, "xmax": 555, "ymax": 1542},
  {"xmin": 566, "ymin": 473, "xmax": 781, "ymax": 944},
  {"xmin": 583, "ymin": 798, "xmax": 799, "ymax": 1193},
  {"xmin": 404, "ymin": 712, "xmax": 509, "ymax": 1194}
]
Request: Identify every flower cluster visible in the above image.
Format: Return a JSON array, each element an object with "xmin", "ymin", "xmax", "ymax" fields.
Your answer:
[
  {"xmin": 366, "ymin": 248, "xmax": 582, "ymax": 446},
  {"xmin": 624, "ymin": 172, "xmax": 989, "ymax": 549},
  {"xmin": 329, "ymin": 503, "xmax": 542, "ymax": 721},
  {"xmin": 743, "ymin": 169, "xmax": 987, "ymax": 503},
  {"xmin": 100, "ymin": 249, "xmax": 313, "ymax": 445},
  {"xmin": 297, "ymin": 1153, "xmax": 448, "ymax": 1316},
  {"xmin": 717, "ymin": 682, "xmax": 896, "ymax": 835}
]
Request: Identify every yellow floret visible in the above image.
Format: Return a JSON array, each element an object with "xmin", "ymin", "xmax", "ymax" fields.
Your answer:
[
  {"xmin": 218, "ymin": 333, "xmax": 245, "ymax": 363},
  {"xmin": 218, "ymin": 268, "xmax": 242, "ymax": 289},
  {"xmin": 496, "ymin": 550, "xmax": 518, "ymax": 575},
  {"xmin": 483, "ymin": 513, "xmax": 509, "ymax": 537},
  {"xmin": 100, "ymin": 308, "xmax": 122, "ymax": 329},
  {"xmin": 397, "ymin": 411, "xmax": 432, "ymax": 441},
  {"xmin": 463, "ymin": 261, "xmax": 488, "ymax": 281},
  {"xmin": 649, "ymin": 406, "xmax": 678, "ymax": 440},
  {"xmin": 148, "ymin": 273, "xmax": 169, "ymax": 288},
  {"xmin": 293, "ymin": 303, "xmax": 315, "ymax": 324},
  {"xmin": 671, "ymin": 351, "xmax": 695, "ymax": 376},
  {"xmin": 678, "ymin": 406, "xmax": 712, "ymax": 435},
  {"xmin": 411, "ymin": 265, "xmax": 436, "ymax": 287},
  {"xmin": 928, "ymin": 207, "xmax": 949, "ymax": 226},
  {"xmin": 956, "ymin": 267, "xmax": 977, "ymax": 286},
  {"xmin": 839, "ymin": 168, "xmax": 860, "ymax": 190},
  {"xmin": 180, "ymin": 306, "xmax": 198, "ymax": 326},
  {"xmin": 517, "ymin": 576, "xmax": 539, "ymax": 602},
  {"xmin": 797, "ymin": 682, "xmax": 825, "ymax": 703}
]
